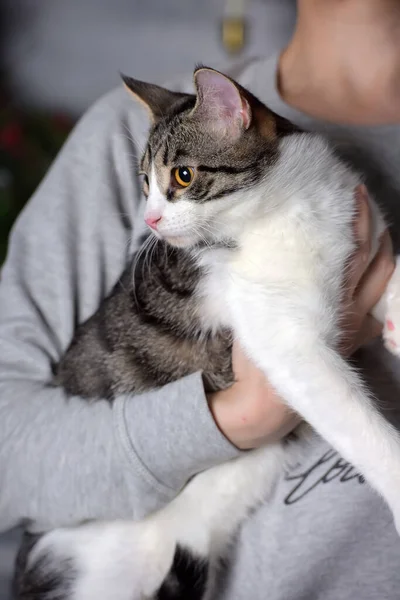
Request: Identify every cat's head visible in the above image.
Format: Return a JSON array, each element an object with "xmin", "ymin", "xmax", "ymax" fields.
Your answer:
[{"xmin": 122, "ymin": 66, "xmax": 295, "ymax": 249}]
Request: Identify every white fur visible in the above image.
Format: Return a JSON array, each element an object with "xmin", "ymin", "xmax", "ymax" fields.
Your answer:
[
  {"xmin": 29, "ymin": 133, "xmax": 400, "ymax": 599},
  {"xmin": 145, "ymin": 164, "xmax": 167, "ymax": 223}
]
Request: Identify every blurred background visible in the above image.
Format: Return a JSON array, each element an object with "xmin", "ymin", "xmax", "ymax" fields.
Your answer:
[{"xmin": 0, "ymin": 0, "xmax": 296, "ymax": 597}]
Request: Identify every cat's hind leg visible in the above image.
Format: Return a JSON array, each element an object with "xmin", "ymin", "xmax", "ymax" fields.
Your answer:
[
  {"xmin": 21, "ymin": 527, "xmax": 209, "ymax": 600},
  {"xmin": 20, "ymin": 519, "xmax": 178, "ymax": 600},
  {"xmin": 20, "ymin": 446, "xmax": 284, "ymax": 600}
]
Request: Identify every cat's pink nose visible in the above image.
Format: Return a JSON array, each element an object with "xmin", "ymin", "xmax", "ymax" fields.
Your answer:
[{"xmin": 145, "ymin": 215, "xmax": 162, "ymax": 231}]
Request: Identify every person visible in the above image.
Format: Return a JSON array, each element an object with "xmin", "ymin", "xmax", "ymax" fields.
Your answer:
[{"xmin": 1, "ymin": 0, "xmax": 400, "ymax": 597}]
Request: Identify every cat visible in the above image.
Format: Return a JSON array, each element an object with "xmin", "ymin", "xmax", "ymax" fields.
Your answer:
[{"xmin": 15, "ymin": 66, "xmax": 400, "ymax": 600}]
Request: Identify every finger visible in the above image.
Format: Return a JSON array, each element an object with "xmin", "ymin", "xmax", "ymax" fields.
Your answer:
[
  {"xmin": 346, "ymin": 185, "xmax": 372, "ymax": 298},
  {"xmin": 341, "ymin": 315, "xmax": 382, "ymax": 357},
  {"xmin": 354, "ymin": 229, "xmax": 395, "ymax": 316},
  {"xmin": 352, "ymin": 315, "xmax": 383, "ymax": 353},
  {"xmin": 354, "ymin": 184, "xmax": 371, "ymax": 246}
]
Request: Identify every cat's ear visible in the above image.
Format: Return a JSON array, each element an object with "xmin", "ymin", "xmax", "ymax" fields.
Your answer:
[
  {"xmin": 192, "ymin": 66, "xmax": 285, "ymax": 142},
  {"xmin": 121, "ymin": 74, "xmax": 190, "ymax": 122},
  {"xmin": 192, "ymin": 67, "xmax": 251, "ymax": 140}
]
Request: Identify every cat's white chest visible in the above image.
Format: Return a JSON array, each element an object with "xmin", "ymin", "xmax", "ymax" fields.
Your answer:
[
  {"xmin": 196, "ymin": 209, "xmax": 330, "ymax": 338},
  {"xmin": 231, "ymin": 212, "xmax": 323, "ymax": 286},
  {"xmin": 196, "ymin": 254, "xmax": 234, "ymax": 332}
]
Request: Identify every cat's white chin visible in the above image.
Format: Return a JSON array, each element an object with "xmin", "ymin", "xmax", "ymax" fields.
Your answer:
[{"xmin": 163, "ymin": 234, "xmax": 197, "ymax": 248}]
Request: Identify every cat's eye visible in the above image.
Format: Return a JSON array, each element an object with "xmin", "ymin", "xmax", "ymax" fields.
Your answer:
[
  {"xmin": 142, "ymin": 174, "xmax": 149, "ymax": 187},
  {"xmin": 172, "ymin": 166, "xmax": 194, "ymax": 188}
]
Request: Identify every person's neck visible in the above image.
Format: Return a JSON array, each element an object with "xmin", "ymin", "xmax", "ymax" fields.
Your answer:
[
  {"xmin": 277, "ymin": 42, "xmax": 350, "ymax": 123},
  {"xmin": 277, "ymin": 1, "xmax": 400, "ymax": 125}
]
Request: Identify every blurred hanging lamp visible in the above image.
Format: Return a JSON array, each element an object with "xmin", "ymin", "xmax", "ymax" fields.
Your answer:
[{"xmin": 221, "ymin": 0, "xmax": 247, "ymax": 54}]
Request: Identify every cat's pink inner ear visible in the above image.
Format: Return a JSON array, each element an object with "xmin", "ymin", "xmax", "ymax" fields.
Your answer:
[{"xmin": 194, "ymin": 69, "xmax": 251, "ymax": 135}]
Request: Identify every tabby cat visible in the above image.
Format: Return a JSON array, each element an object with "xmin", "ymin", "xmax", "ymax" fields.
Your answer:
[{"xmin": 16, "ymin": 66, "xmax": 400, "ymax": 600}]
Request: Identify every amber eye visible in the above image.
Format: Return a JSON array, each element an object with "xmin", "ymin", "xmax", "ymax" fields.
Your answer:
[{"xmin": 173, "ymin": 166, "xmax": 194, "ymax": 188}]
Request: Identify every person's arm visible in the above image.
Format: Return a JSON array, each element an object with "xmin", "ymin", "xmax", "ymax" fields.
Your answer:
[{"xmin": 0, "ymin": 87, "xmax": 239, "ymax": 534}]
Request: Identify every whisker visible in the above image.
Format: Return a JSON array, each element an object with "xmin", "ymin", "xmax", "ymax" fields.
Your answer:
[
  {"xmin": 121, "ymin": 123, "xmax": 146, "ymax": 154},
  {"xmin": 142, "ymin": 235, "xmax": 157, "ymax": 283},
  {"xmin": 146, "ymin": 236, "xmax": 158, "ymax": 282},
  {"xmin": 130, "ymin": 234, "xmax": 156, "ymax": 308},
  {"xmin": 191, "ymin": 225, "xmax": 213, "ymax": 251}
]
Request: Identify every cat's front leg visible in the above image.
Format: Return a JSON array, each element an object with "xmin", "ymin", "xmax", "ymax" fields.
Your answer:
[{"xmin": 229, "ymin": 284, "xmax": 400, "ymax": 534}]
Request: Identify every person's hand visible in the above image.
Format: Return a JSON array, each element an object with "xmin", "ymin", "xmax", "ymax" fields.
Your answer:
[
  {"xmin": 279, "ymin": 0, "xmax": 400, "ymax": 125},
  {"xmin": 340, "ymin": 185, "xmax": 395, "ymax": 355},
  {"xmin": 208, "ymin": 185, "xmax": 395, "ymax": 449}
]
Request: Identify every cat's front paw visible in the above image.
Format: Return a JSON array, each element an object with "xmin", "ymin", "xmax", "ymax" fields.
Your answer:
[
  {"xmin": 22, "ymin": 521, "xmax": 177, "ymax": 600},
  {"xmin": 382, "ymin": 257, "xmax": 400, "ymax": 356}
]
